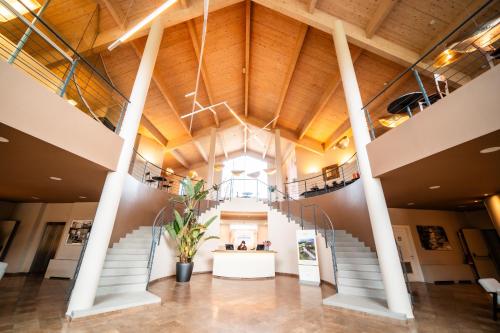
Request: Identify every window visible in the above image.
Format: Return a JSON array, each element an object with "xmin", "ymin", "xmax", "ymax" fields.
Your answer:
[{"xmin": 220, "ymin": 155, "xmax": 269, "ymax": 198}]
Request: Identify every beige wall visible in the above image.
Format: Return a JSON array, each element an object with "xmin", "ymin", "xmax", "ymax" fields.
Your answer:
[
  {"xmin": 295, "ymin": 137, "xmax": 356, "ymax": 181},
  {"xmin": 0, "ymin": 61, "xmax": 123, "ymax": 171},
  {"xmin": 136, "ymin": 135, "xmax": 165, "ymax": 168},
  {"xmin": 4, "ymin": 202, "xmax": 98, "ymax": 273},
  {"xmin": 367, "ymin": 65, "xmax": 500, "ymax": 177}
]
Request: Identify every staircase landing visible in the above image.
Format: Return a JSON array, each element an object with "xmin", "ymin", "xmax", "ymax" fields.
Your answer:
[{"xmin": 323, "ymin": 294, "xmax": 407, "ymax": 321}]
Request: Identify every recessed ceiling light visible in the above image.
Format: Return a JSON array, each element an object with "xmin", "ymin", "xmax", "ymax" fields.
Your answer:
[
  {"xmin": 429, "ymin": 19, "xmax": 436, "ymax": 25},
  {"xmin": 407, "ymin": 202, "xmax": 415, "ymax": 206},
  {"xmin": 31, "ymin": 196, "xmax": 40, "ymax": 200},
  {"xmin": 0, "ymin": 136, "xmax": 9, "ymax": 143},
  {"xmin": 480, "ymin": 146, "xmax": 500, "ymax": 154},
  {"xmin": 78, "ymin": 196, "xmax": 87, "ymax": 199},
  {"xmin": 67, "ymin": 99, "xmax": 78, "ymax": 106},
  {"xmin": 49, "ymin": 176, "xmax": 62, "ymax": 181},
  {"xmin": 429, "ymin": 185, "xmax": 440, "ymax": 190}
]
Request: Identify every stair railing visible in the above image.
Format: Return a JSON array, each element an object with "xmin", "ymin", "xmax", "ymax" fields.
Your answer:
[
  {"xmin": 146, "ymin": 206, "xmax": 169, "ymax": 290},
  {"xmin": 66, "ymin": 231, "xmax": 90, "ymax": 302}
]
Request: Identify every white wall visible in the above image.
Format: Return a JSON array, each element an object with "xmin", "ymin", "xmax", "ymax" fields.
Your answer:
[
  {"xmin": 150, "ymin": 198, "xmax": 335, "ymax": 285},
  {"xmin": 4, "ymin": 202, "xmax": 98, "ymax": 273}
]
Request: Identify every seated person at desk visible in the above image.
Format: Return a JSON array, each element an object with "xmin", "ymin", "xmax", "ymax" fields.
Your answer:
[{"xmin": 237, "ymin": 241, "xmax": 247, "ymax": 251}]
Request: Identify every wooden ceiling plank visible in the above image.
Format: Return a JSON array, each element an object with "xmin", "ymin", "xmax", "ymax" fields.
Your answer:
[
  {"xmin": 193, "ymin": 140, "xmax": 208, "ymax": 162},
  {"xmin": 307, "ymin": 0, "xmax": 318, "ymax": 13},
  {"xmin": 98, "ymin": 0, "xmax": 126, "ymax": 30},
  {"xmin": 170, "ymin": 149, "xmax": 190, "ymax": 168},
  {"xmin": 420, "ymin": 0, "xmax": 485, "ymax": 54},
  {"xmin": 298, "ymin": 48, "xmax": 362, "ymax": 140},
  {"xmin": 365, "ymin": 0, "xmax": 398, "ymax": 39},
  {"xmin": 180, "ymin": 0, "xmax": 220, "ymax": 127},
  {"xmin": 131, "ymin": 42, "xmax": 192, "ymax": 136},
  {"xmin": 244, "ymin": 0, "xmax": 251, "ymax": 117},
  {"xmin": 271, "ymin": 23, "xmax": 308, "ymax": 128},
  {"xmin": 140, "ymin": 115, "xmax": 168, "ymax": 146}
]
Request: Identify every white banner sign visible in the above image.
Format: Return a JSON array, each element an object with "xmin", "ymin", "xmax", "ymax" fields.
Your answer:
[{"xmin": 296, "ymin": 229, "xmax": 320, "ymax": 285}]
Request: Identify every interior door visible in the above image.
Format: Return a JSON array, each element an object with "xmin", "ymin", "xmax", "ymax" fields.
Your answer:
[
  {"xmin": 29, "ymin": 222, "xmax": 65, "ymax": 274},
  {"xmin": 462, "ymin": 228, "xmax": 499, "ymax": 279},
  {"xmin": 393, "ymin": 225, "xmax": 425, "ymax": 282}
]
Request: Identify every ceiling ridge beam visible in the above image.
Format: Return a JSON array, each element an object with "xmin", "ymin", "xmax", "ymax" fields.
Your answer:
[
  {"xmin": 365, "ymin": 0, "xmax": 398, "ymax": 39},
  {"xmin": 170, "ymin": 149, "xmax": 190, "ymax": 169},
  {"xmin": 271, "ymin": 23, "xmax": 308, "ymax": 128},
  {"xmin": 180, "ymin": 0, "xmax": 220, "ymax": 127},
  {"xmin": 193, "ymin": 140, "xmax": 208, "ymax": 162},
  {"xmin": 307, "ymin": 0, "xmax": 318, "ymax": 13},
  {"xmin": 298, "ymin": 48, "xmax": 362, "ymax": 140},
  {"xmin": 140, "ymin": 115, "xmax": 168, "ymax": 146},
  {"xmin": 131, "ymin": 42, "xmax": 192, "ymax": 136},
  {"xmin": 244, "ymin": 0, "xmax": 251, "ymax": 117}
]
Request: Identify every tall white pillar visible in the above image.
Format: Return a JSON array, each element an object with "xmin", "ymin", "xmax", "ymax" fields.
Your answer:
[
  {"xmin": 484, "ymin": 194, "xmax": 500, "ymax": 236},
  {"xmin": 274, "ymin": 129, "xmax": 284, "ymax": 194},
  {"xmin": 206, "ymin": 127, "xmax": 217, "ymax": 188},
  {"xmin": 332, "ymin": 19, "xmax": 413, "ymax": 318},
  {"xmin": 66, "ymin": 19, "xmax": 164, "ymax": 316}
]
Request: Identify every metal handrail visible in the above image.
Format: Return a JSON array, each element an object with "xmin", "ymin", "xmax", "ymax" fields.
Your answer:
[
  {"xmin": 285, "ymin": 153, "xmax": 357, "ymax": 184},
  {"xmin": 146, "ymin": 206, "xmax": 168, "ymax": 290},
  {"xmin": 66, "ymin": 232, "xmax": 90, "ymax": 302},
  {"xmin": 8, "ymin": 0, "xmax": 129, "ymax": 102}
]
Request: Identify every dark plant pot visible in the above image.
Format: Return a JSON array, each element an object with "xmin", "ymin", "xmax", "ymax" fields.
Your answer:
[{"xmin": 176, "ymin": 262, "xmax": 194, "ymax": 282}]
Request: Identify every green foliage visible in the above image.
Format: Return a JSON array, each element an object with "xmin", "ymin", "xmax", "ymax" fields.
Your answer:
[{"xmin": 165, "ymin": 178, "xmax": 219, "ymax": 263}]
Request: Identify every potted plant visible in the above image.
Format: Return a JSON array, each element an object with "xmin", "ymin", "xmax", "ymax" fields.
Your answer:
[{"xmin": 165, "ymin": 178, "xmax": 218, "ymax": 282}]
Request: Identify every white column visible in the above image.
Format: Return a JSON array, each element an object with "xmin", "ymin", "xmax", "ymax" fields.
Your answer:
[
  {"xmin": 66, "ymin": 19, "xmax": 164, "ymax": 316},
  {"xmin": 274, "ymin": 129, "xmax": 284, "ymax": 194},
  {"xmin": 484, "ymin": 194, "xmax": 500, "ymax": 236},
  {"xmin": 332, "ymin": 19, "xmax": 413, "ymax": 318},
  {"xmin": 206, "ymin": 127, "xmax": 217, "ymax": 188}
]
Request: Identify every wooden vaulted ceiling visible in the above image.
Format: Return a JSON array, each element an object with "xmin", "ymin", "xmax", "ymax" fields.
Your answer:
[{"xmin": 3, "ymin": 0, "xmax": 495, "ymax": 170}]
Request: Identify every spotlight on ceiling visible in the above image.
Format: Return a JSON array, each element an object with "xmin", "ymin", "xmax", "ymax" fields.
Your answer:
[
  {"xmin": 335, "ymin": 136, "xmax": 350, "ymax": 150},
  {"xmin": 407, "ymin": 202, "xmax": 415, "ymax": 206},
  {"xmin": 188, "ymin": 170, "xmax": 198, "ymax": 179},
  {"xmin": 214, "ymin": 163, "xmax": 224, "ymax": 172},
  {"xmin": 78, "ymin": 196, "xmax": 87, "ymax": 199},
  {"xmin": 31, "ymin": 196, "xmax": 40, "ymax": 200},
  {"xmin": 428, "ymin": 185, "xmax": 440, "ymax": 190},
  {"xmin": 108, "ymin": 0, "xmax": 178, "ymax": 51},
  {"xmin": 480, "ymin": 146, "xmax": 500, "ymax": 154},
  {"xmin": 165, "ymin": 168, "xmax": 174, "ymax": 175},
  {"xmin": 49, "ymin": 176, "xmax": 62, "ymax": 181}
]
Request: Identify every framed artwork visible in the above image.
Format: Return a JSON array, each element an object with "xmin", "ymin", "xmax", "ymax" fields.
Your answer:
[
  {"xmin": 296, "ymin": 229, "xmax": 319, "ymax": 265},
  {"xmin": 322, "ymin": 164, "xmax": 340, "ymax": 181},
  {"xmin": 66, "ymin": 220, "xmax": 92, "ymax": 245},
  {"xmin": 416, "ymin": 225, "xmax": 452, "ymax": 251}
]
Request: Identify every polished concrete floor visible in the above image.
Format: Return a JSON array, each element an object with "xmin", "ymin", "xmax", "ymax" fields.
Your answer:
[{"xmin": 0, "ymin": 274, "xmax": 498, "ymax": 332}]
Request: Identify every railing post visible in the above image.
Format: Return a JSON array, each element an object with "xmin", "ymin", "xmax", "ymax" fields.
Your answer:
[
  {"xmin": 304, "ymin": 179, "xmax": 307, "ymax": 194},
  {"xmin": 363, "ymin": 108, "xmax": 376, "ymax": 140},
  {"xmin": 256, "ymin": 179, "xmax": 259, "ymax": 202},
  {"xmin": 142, "ymin": 161, "xmax": 148, "ymax": 183},
  {"xmin": 412, "ymin": 68, "xmax": 431, "ymax": 107},
  {"xmin": 8, "ymin": 0, "xmax": 51, "ymax": 64},
  {"xmin": 287, "ymin": 194, "xmax": 290, "ymax": 222},
  {"xmin": 341, "ymin": 165, "xmax": 346, "ymax": 187},
  {"xmin": 300, "ymin": 205, "xmax": 304, "ymax": 229},
  {"xmin": 313, "ymin": 206, "xmax": 317, "ymax": 235},
  {"xmin": 59, "ymin": 58, "xmax": 79, "ymax": 97}
]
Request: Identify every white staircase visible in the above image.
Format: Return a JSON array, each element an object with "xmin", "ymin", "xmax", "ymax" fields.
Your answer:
[{"xmin": 97, "ymin": 226, "xmax": 152, "ymax": 296}]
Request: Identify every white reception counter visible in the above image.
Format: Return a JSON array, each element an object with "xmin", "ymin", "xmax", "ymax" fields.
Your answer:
[{"xmin": 212, "ymin": 250, "xmax": 276, "ymax": 279}]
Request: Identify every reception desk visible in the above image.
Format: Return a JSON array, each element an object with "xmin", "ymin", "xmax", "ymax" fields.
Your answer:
[{"xmin": 212, "ymin": 250, "xmax": 276, "ymax": 279}]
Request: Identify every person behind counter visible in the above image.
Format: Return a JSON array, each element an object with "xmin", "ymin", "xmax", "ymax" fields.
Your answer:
[{"xmin": 237, "ymin": 241, "xmax": 247, "ymax": 251}]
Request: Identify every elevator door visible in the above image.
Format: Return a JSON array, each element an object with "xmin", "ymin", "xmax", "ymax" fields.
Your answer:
[{"xmin": 29, "ymin": 222, "xmax": 65, "ymax": 274}]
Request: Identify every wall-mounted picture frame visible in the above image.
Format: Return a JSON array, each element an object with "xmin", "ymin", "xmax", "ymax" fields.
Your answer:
[
  {"xmin": 416, "ymin": 225, "xmax": 452, "ymax": 251},
  {"xmin": 322, "ymin": 164, "xmax": 339, "ymax": 181},
  {"xmin": 66, "ymin": 220, "xmax": 93, "ymax": 245}
]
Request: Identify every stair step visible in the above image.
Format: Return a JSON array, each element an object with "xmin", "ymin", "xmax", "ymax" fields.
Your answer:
[
  {"xmin": 337, "ymin": 270, "xmax": 383, "ymax": 280},
  {"xmin": 334, "ymin": 246, "xmax": 369, "ymax": 252},
  {"xmin": 338, "ymin": 285, "xmax": 386, "ymax": 300},
  {"xmin": 119, "ymin": 237, "xmax": 152, "ymax": 244},
  {"xmin": 335, "ymin": 240, "xmax": 365, "ymax": 248},
  {"xmin": 336, "ymin": 257, "xmax": 379, "ymax": 265},
  {"xmin": 113, "ymin": 242, "xmax": 151, "ymax": 249},
  {"xmin": 103, "ymin": 260, "xmax": 149, "ymax": 268},
  {"xmin": 338, "ymin": 277, "xmax": 384, "ymax": 289},
  {"xmin": 107, "ymin": 248, "xmax": 150, "ymax": 255},
  {"xmin": 335, "ymin": 238, "xmax": 362, "ymax": 245},
  {"xmin": 337, "ymin": 263, "xmax": 381, "ymax": 272},
  {"xmin": 101, "ymin": 267, "xmax": 149, "ymax": 277},
  {"xmin": 106, "ymin": 254, "xmax": 149, "ymax": 261},
  {"xmin": 99, "ymin": 274, "xmax": 148, "ymax": 286},
  {"xmin": 336, "ymin": 251, "xmax": 377, "ymax": 258},
  {"xmin": 96, "ymin": 282, "xmax": 147, "ymax": 296}
]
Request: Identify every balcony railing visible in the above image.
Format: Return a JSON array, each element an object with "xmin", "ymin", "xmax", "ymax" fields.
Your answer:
[
  {"xmin": 362, "ymin": 0, "xmax": 499, "ymax": 139},
  {"xmin": 0, "ymin": 0, "xmax": 129, "ymax": 132},
  {"xmin": 284, "ymin": 153, "xmax": 359, "ymax": 199}
]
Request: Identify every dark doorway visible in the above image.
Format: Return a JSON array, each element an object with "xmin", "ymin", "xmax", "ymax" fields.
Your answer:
[{"xmin": 29, "ymin": 222, "xmax": 65, "ymax": 274}]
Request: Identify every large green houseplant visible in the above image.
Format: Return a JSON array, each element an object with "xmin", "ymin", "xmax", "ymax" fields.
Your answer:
[{"xmin": 165, "ymin": 178, "xmax": 218, "ymax": 282}]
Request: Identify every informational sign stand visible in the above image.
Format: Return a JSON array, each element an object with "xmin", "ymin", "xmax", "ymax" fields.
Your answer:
[{"xmin": 296, "ymin": 229, "xmax": 321, "ymax": 286}]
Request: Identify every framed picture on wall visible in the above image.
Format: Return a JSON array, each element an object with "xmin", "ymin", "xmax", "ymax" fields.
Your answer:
[
  {"xmin": 416, "ymin": 225, "xmax": 452, "ymax": 251},
  {"xmin": 66, "ymin": 220, "xmax": 93, "ymax": 245},
  {"xmin": 322, "ymin": 164, "xmax": 339, "ymax": 181}
]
